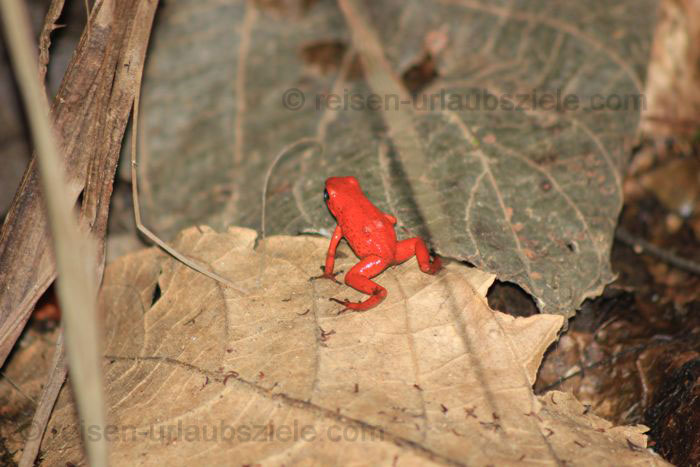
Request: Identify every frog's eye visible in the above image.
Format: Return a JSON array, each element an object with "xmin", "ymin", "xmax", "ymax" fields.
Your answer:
[{"xmin": 324, "ymin": 188, "xmax": 329, "ymax": 203}]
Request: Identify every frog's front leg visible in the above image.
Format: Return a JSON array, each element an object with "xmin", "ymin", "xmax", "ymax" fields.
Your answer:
[
  {"xmin": 331, "ymin": 255, "xmax": 390, "ymax": 312},
  {"xmin": 395, "ymin": 238, "xmax": 442, "ymax": 274},
  {"xmin": 311, "ymin": 225, "xmax": 343, "ymax": 284}
]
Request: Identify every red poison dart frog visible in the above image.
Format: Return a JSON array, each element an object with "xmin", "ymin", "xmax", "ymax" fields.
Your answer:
[{"xmin": 318, "ymin": 176, "xmax": 442, "ymax": 312}]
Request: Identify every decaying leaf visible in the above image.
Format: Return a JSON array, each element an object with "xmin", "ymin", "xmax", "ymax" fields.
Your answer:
[
  {"xmin": 136, "ymin": 0, "xmax": 657, "ymax": 316},
  {"xmin": 10, "ymin": 227, "xmax": 666, "ymax": 465},
  {"xmin": 641, "ymin": 0, "xmax": 700, "ymax": 139}
]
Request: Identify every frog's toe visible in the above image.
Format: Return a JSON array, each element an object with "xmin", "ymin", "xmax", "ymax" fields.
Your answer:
[
  {"xmin": 329, "ymin": 297, "xmax": 352, "ymax": 314},
  {"xmin": 310, "ymin": 269, "xmax": 343, "ymax": 284},
  {"xmin": 425, "ymin": 255, "xmax": 442, "ymax": 274},
  {"xmin": 331, "ymin": 287, "xmax": 387, "ymax": 313}
]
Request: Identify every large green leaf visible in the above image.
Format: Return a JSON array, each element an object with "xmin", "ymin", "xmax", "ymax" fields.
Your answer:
[{"xmin": 137, "ymin": 0, "xmax": 656, "ymax": 315}]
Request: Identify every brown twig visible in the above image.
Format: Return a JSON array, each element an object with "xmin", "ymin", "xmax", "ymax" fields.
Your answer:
[
  {"xmin": 615, "ymin": 226, "xmax": 700, "ymax": 275},
  {"xmin": 535, "ymin": 343, "xmax": 651, "ymax": 394},
  {"xmin": 0, "ymin": 0, "xmax": 152, "ymax": 370},
  {"xmin": 37, "ymin": 0, "xmax": 65, "ymax": 87},
  {"xmin": 18, "ymin": 331, "xmax": 66, "ymax": 467},
  {"xmin": 0, "ymin": 1, "xmax": 159, "ymax": 465},
  {"xmin": 257, "ymin": 139, "xmax": 322, "ymax": 286},
  {"xmin": 534, "ymin": 335, "xmax": 687, "ymax": 395},
  {"xmin": 130, "ymin": 89, "xmax": 245, "ymax": 293},
  {"xmin": 0, "ymin": 0, "xmax": 105, "ymax": 464},
  {"xmin": 17, "ymin": 2, "xmax": 69, "ymax": 465}
]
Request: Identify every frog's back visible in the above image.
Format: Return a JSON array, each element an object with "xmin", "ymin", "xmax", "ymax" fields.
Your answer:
[
  {"xmin": 339, "ymin": 199, "xmax": 397, "ymax": 260},
  {"xmin": 324, "ymin": 176, "xmax": 397, "ymax": 260}
]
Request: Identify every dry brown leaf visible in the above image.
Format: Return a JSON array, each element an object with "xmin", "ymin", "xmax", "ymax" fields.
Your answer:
[
  {"xmin": 641, "ymin": 0, "xmax": 700, "ymax": 139},
  {"xmin": 27, "ymin": 227, "xmax": 667, "ymax": 465}
]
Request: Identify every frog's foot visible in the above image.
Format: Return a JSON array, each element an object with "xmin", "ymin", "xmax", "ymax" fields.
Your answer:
[
  {"xmin": 329, "ymin": 298, "xmax": 353, "ymax": 314},
  {"xmin": 310, "ymin": 266, "xmax": 342, "ymax": 284},
  {"xmin": 330, "ymin": 287, "xmax": 387, "ymax": 314},
  {"xmin": 424, "ymin": 255, "xmax": 442, "ymax": 275},
  {"xmin": 331, "ymin": 255, "xmax": 390, "ymax": 313},
  {"xmin": 395, "ymin": 238, "xmax": 443, "ymax": 275}
]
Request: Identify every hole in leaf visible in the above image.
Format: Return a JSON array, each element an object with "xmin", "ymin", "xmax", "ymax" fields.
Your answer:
[
  {"xmin": 151, "ymin": 283, "xmax": 162, "ymax": 306},
  {"xmin": 75, "ymin": 189, "xmax": 84, "ymax": 210},
  {"xmin": 487, "ymin": 280, "xmax": 538, "ymax": 317}
]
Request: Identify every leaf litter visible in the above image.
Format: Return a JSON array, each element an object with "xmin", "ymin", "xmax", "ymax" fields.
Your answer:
[
  {"xmin": 5, "ymin": 227, "xmax": 666, "ymax": 465},
  {"xmin": 136, "ymin": 0, "xmax": 658, "ymax": 316}
]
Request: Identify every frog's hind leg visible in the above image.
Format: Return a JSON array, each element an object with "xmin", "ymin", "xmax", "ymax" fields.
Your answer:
[
  {"xmin": 331, "ymin": 256, "xmax": 390, "ymax": 312},
  {"xmin": 395, "ymin": 238, "xmax": 442, "ymax": 274}
]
